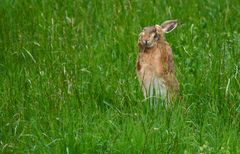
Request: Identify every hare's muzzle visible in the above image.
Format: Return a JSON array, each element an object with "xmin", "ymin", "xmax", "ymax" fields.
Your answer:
[{"xmin": 143, "ymin": 40, "xmax": 151, "ymax": 46}]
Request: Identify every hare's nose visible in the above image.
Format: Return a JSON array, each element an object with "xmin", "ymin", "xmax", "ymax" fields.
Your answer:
[{"xmin": 143, "ymin": 40, "xmax": 150, "ymax": 45}]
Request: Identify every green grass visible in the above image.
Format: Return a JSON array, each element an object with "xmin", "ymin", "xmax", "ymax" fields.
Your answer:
[{"xmin": 0, "ymin": 0, "xmax": 240, "ymax": 153}]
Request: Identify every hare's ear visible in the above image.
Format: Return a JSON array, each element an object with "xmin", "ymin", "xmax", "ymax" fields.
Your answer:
[{"xmin": 161, "ymin": 20, "xmax": 177, "ymax": 33}]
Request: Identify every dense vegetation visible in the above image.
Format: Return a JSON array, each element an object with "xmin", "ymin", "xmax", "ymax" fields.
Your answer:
[{"xmin": 0, "ymin": 0, "xmax": 239, "ymax": 153}]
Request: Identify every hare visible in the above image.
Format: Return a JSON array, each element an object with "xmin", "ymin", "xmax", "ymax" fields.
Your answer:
[{"xmin": 136, "ymin": 20, "xmax": 179, "ymax": 105}]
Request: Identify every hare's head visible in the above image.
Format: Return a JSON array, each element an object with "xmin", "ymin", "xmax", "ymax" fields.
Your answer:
[{"xmin": 138, "ymin": 20, "xmax": 178, "ymax": 48}]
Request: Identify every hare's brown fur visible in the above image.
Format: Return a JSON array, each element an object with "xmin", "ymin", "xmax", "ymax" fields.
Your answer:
[{"xmin": 136, "ymin": 20, "xmax": 179, "ymax": 101}]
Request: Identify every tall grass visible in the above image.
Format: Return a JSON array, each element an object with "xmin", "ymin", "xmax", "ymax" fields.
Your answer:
[{"xmin": 0, "ymin": 0, "xmax": 240, "ymax": 153}]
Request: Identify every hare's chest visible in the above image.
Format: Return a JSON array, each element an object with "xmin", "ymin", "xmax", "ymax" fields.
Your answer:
[{"xmin": 137, "ymin": 52, "xmax": 163, "ymax": 77}]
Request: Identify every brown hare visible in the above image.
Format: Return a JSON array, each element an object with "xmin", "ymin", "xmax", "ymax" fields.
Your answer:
[{"xmin": 136, "ymin": 20, "xmax": 179, "ymax": 105}]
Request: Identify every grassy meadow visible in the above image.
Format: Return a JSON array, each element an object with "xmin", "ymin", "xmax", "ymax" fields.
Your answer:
[{"xmin": 0, "ymin": 0, "xmax": 240, "ymax": 153}]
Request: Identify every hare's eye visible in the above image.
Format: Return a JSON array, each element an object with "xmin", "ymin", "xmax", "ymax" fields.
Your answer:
[{"xmin": 154, "ymin": 34, "xmax": 159, "ymax": 40}]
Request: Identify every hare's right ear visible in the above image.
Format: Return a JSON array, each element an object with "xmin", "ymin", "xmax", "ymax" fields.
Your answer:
[{"xmin": 161, "ymin": 20, "xmax": 177, "ymax": 33}]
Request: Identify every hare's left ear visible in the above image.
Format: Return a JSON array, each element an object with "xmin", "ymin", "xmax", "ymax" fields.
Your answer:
[{"xmin": 161, "ymin": 20, "xmax": 177, "ymax": 33}]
